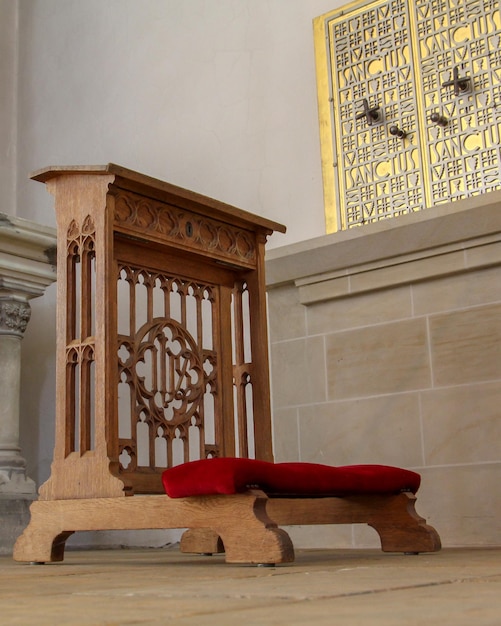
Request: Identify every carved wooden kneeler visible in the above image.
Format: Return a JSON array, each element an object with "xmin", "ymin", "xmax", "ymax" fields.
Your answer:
[{"xmin": 14, "ymin": 165, "xmax": 440, "ymax": 565}]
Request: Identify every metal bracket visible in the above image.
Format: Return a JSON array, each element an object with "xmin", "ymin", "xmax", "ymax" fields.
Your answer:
[
  {"xmin": 442, "ymin": 66, "xmax": 471, "ymax": 97},
  {"xmin": 356, "ymin": 98, "xmax": 381, "ymax": 126}
]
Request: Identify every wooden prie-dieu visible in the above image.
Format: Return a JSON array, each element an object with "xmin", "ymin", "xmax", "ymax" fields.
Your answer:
[{"xmin": 14, "ymin": 165, "xmax": 440, "ymax": 565}]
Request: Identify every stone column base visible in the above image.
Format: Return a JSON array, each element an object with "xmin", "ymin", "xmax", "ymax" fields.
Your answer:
[
  {"xmin": 0, "ymin": 447, "xmax": 37, "ymax": 495},
  {"xmin": 0, "ymin": 494, "xmax": 36, "ymax": 555}
]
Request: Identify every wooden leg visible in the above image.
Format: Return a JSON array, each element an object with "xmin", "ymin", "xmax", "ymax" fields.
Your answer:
[
  {"xmin": 180, "ymin": 529, "xmax": 225, "ymax": 555},
  {"xmin": 179, "ymin": 512, "xmax": 295, "ymax": 565},
  {"xmin": 14, "ymin": 527, "xmax": 74, "ymax": 564},
  {"xmin": 367, "ymin": 492, "xmax": 441, "ymax": 553},
  {"xmin": 218, "ymin": 525, "xmax": 294, "ymax": 565},
  {"xmin": 13, "ymin": 500, "xmax": 75, "ymax": 563}
]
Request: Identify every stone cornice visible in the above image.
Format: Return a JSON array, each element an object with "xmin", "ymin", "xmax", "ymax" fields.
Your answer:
[{"xmin": 0, "ymin": 213, "xmax": 57, "ymax": 299}]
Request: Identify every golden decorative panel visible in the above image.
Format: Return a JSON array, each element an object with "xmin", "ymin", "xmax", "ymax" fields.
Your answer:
[{"xmin": 314, "ymin": 0, "xmax": 501, "ymax": 231}]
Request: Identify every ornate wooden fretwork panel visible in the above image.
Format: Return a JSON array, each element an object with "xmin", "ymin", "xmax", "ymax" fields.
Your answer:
[
  {"xmin": 115, "ymin": 263, "xmax": 258, "ymax": 492},
  {"xmin": 116, "ymin": 265, "xmax": 220, "ymax": 488},
  {"xmin": 314, "ymin": 0, "xmax": 501, "ymax": 231}
]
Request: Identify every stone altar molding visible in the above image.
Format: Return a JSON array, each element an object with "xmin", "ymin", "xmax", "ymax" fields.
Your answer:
[{"xmin": 266, "ymin": 191, "xmax": 501, "ymax": 305}]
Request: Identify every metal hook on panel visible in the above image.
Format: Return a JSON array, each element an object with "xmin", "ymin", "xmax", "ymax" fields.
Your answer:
[
  {"xmin": 389, "ymin": 125, "xmax": 407, "ymax": 139},
  {"xmin": 430, "ymin": 112, "xmax": 448, "ymax": 127}
]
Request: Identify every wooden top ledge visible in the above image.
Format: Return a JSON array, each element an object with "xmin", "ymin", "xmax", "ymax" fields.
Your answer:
[{"xmin": 30, "ymin": 163, "xmax": 286, "ymax": 235}]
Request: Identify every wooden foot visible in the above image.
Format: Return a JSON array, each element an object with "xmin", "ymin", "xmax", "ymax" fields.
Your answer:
[
  {"xmin": 219, "ymin": 525, "xmax": 293, "ymax": 565},
  {"xmin": 180, "ymin": 529, "xmax": 225, "ymax": 555},
  {"xmin": 13, "ymin": 499, "xmax": 76, "ymax": 563},
  {"xmin": 14, "ymin": 528, "xmax": 74, "ymax": 564},
  {"xmin": 13, "ymin": 516, "xmax": 73, "ymax": 563},
  {"xmin": 367, "ymin": 492, "xmax": 441, "ymax": 553}
]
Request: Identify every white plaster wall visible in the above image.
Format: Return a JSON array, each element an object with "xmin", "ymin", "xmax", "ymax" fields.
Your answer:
[
  {"xmin": 16, "ymin": 0, "xmax": 343, "ymax": 241},
  {"xmin": 15, "ymin": 0, "xmax": 344, "ymax": 547},
  {"xmin": 0, "ymin": 0, "xmax": 18, "ymax": 216}
]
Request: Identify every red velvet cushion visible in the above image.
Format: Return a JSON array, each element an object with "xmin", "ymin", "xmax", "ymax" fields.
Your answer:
[{"xmin": 161, "ymin": 457, "xmax": 421, "ymax": 498}]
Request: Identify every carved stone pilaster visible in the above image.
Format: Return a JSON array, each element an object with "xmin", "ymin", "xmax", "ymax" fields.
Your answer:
[
  {"xmin": 0, "ymin": 213, "xmax": 56, "ymax": 501},
  {"xmin": 0, "ymin": 212, "xmax": 56, "ymax": 553}
]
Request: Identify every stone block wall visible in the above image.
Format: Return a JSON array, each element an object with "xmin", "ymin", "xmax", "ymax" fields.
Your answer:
[{"xmin": 266, "ymin": 192, "xmax": 501, "ymax": 549}]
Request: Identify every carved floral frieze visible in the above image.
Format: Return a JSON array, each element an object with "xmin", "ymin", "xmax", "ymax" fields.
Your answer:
[{"xmin": 112, "ymin": 189, "xmax": 257, "ymax": 267}]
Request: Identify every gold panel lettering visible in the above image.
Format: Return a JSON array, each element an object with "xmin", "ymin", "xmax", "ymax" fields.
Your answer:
[{"xmin": 315, "ymin": 0, "xmax": 501, "ymax": 231}]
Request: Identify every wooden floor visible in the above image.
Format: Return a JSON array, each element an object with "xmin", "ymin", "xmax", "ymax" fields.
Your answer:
[{"xmin": 2, "ymin": 547, "xmax": 501, "ymax": 625}]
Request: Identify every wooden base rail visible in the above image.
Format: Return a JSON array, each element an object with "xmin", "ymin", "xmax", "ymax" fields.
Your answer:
[{"xmin": 14, "ymin": 491, "xmax": 440, "ymax": 565}]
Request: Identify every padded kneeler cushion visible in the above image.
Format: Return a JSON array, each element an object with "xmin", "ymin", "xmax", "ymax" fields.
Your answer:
[{"xmin": 161, "ymin": 457, "xmax": 421, "ymax": 498}]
